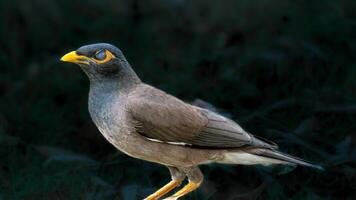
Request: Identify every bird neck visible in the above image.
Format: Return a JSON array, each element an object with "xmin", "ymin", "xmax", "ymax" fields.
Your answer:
[{"xmin": 89, "ymin": 63, "xmax": 141, "ymax": 93}]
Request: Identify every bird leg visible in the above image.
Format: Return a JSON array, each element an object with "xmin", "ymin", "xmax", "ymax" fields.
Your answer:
[
  {"xmin": 144, "ymin": 167, "xmax": 185, "ymax": 200},
  {"xmin": 163, "ymin": 167, "xmax": 203, "ymax": 200},
  {"xmin": 144, "ymin": 180, "xmax": 183, "ymax": 200},
  {"xmin": 163, "ymin": 181, "xmax": 201, "ymax": 200}
]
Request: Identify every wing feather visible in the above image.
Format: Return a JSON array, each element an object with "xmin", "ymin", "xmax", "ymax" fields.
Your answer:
[{"xmin": 128, "ymin": 84, "xmax": 274, "ymax": 149}]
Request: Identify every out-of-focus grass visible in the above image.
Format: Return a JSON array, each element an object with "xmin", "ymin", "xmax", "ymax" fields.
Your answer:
[{"xmin": 0, "ymin": 0, "xmax": 355, "ymax": 199}]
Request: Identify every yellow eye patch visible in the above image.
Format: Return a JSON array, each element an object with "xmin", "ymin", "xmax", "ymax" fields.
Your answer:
[{"xmin": 93, "ymin": 50, "xmax": 116, "ymax": 64}]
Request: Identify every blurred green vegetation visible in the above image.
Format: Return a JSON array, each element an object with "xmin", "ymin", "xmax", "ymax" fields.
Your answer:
[{"xmin": 0, "ymin": 0, "xmax": 355, "ymax": 199}]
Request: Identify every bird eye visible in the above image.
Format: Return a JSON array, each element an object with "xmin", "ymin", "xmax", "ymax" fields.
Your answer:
[
  {"xmin": 93, "ymin": 50, "xmax": 116, "ymax": 64},
  {"xmin": 95, "ymin": 50, "xmax": 107, "ymax": 60}
]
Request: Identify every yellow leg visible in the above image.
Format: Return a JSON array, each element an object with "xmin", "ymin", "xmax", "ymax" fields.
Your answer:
[
  {"xmin": 163, "ymin": 181, "xmax": 201, "ymax": 200},
  {"xmin": 144, "ymin": 180, "xmax": 182, "ymax": 200}
]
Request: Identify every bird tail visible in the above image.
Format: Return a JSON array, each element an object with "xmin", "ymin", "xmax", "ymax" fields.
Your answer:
[
  {"xmin": 247, "ymin": 148, "xmax": 324, "ymax": 170},
  {"xmin": 219, "ymin": 148, "xmax": 323, "ymax": 170}
]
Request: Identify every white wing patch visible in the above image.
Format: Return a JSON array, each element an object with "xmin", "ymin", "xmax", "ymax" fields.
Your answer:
[{"xmin": 145, "ymin": 137, "xmax": 190, "ymax": 146}]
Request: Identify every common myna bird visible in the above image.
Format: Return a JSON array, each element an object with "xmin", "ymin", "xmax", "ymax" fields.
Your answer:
[{"xmin": 61, "ymin": 43, "xmax": 322, "ymax": 200}]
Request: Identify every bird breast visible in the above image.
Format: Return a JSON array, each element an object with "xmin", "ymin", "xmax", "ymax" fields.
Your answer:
[{"xmin": 88, "ymin": 86, "xmax": 131, "ymax": 149}]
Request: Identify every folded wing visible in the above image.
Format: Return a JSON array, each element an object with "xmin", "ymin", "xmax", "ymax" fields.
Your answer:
[{"xmin": 128, "ymin": 84, "xmax": 276, "ymax": 149}]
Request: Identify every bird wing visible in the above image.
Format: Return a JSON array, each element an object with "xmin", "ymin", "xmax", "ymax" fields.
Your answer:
[{"xmin": 128, "ymin": 84, "xmax": 276, "ymax": 149}]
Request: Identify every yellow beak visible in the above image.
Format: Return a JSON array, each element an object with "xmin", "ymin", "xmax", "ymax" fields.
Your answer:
[{"xmin": 60, "ymin": 51, "xmax": 91, "ymax": 65}]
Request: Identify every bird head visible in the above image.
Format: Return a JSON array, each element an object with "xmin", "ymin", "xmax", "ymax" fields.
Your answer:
[{"xmin": 61, "ymin": 43, "xmax": 136, "ymax": 82}]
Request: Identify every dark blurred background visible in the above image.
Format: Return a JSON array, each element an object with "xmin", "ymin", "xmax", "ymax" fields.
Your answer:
[{"xmin": 0, "ymin": 0, "xmax": 355, "ymax": 199}]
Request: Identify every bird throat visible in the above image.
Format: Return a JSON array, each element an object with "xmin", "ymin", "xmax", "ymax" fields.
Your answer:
[{"xmin": 84, "ymin": 62, "xmax": 141, "ymax": 92}]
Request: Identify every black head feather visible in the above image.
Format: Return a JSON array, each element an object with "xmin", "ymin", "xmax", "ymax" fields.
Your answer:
[{"xmin": 66, "ymin": 43, "xmax": 141, "ymax": 86}]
